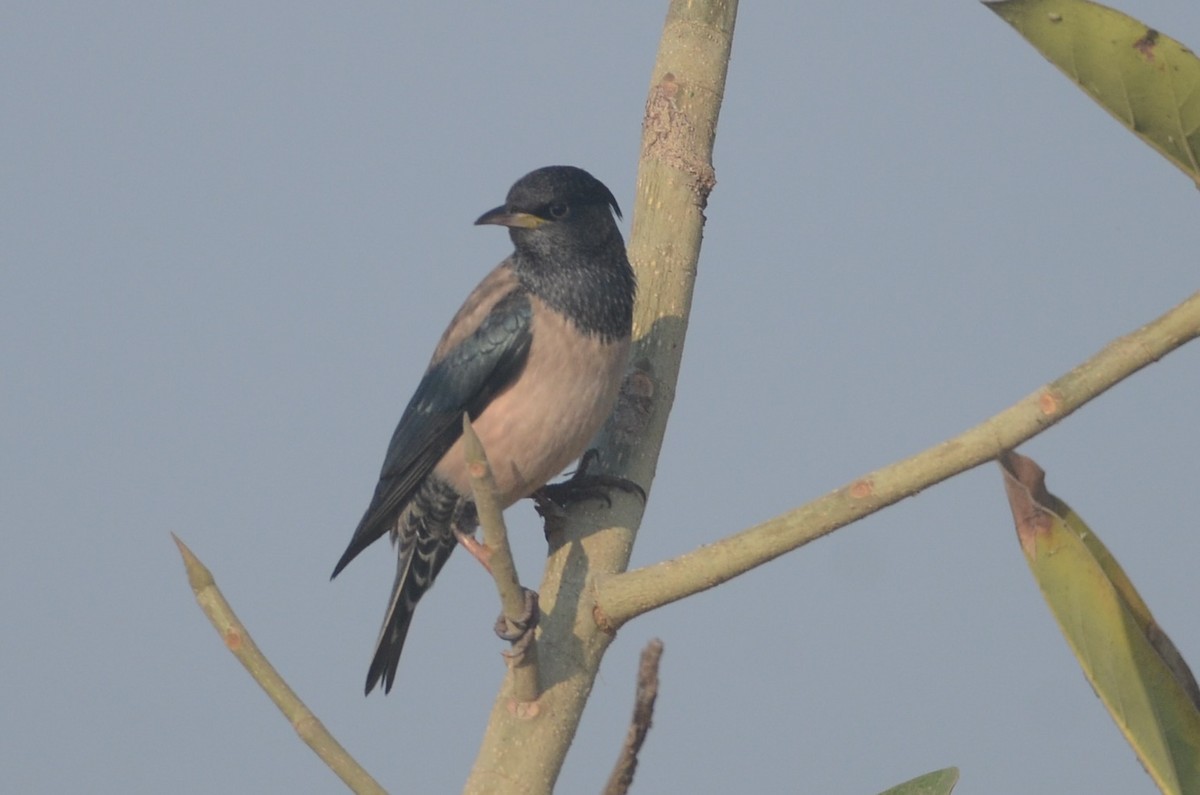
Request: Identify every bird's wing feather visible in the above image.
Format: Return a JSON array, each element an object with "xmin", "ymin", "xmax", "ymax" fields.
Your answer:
[
  {"xmin": 332, "ymin": 288, "xmax": 532, "ymax": 577},
  {"xmin": 365, "ymin": 522, "xmax": 456, "ymax": 694}
]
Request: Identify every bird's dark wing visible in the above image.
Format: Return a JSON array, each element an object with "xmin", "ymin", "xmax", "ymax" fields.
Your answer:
[{"xmin": 332, "ymin": 289, "xmax": 532, "ymax": 577}]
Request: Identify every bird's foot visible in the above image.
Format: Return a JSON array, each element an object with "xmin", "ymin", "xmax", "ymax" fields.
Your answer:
[
  {"xmin": 453, "ymin": 528, "xmax": 492, "ymax": 574},
  {"xmin": 495, "ymin": 588, "xmax": 540, "ymax": 657},
  {"xmin": 532, "ymin": 449, "xmax": 646, "ymax": 520}
]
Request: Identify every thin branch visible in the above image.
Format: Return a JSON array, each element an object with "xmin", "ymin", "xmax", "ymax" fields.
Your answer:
[
  {"xmin": 595, "ymin": 290, "xmax": 1200, "ymax": 627},
  {"xmin": 602, "ymin": 639, "xmax": 665, "ymax": 795},
  {"xmin": 461, "ymin": 414, "xmax": 540, "ymax": 705},
  {"xmin": 171, "ymin": 535, "xmax": 386, "ymax": 795}
]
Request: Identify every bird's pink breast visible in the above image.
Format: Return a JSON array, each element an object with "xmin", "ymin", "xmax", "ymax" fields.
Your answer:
[{"xmin": 433, "ymin": 295, "xmax": 629, "ymax": 507}]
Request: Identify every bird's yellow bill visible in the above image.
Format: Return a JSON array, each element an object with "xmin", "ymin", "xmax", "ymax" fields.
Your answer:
[{"xmin": 474, "ymin": 208, "xmax": 548, "ymax": 229}]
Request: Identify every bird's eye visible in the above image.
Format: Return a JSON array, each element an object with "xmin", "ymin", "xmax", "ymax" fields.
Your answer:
[{"xmin": 547, "ymin": 201, "xmax": 570, "ymax": 219}]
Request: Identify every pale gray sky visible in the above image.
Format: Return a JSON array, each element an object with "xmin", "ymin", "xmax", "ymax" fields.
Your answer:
[{"xmin": 4, "ymin": 2, "xmax": 1200, "ymax": 793}]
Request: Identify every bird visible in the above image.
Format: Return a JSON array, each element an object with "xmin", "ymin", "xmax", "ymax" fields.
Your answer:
[{"xmin": 332, "ymin": 165, "xmax": 636, "ymax": 695}]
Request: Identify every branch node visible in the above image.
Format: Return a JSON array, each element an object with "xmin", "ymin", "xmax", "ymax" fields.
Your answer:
[
  {"xmin": 506, "ymin": 699, "xmax": 542, "ymax": 720},
  {"xmin": 848, "ymin": 478, "xmax": 875, "ymax": 500},
  {"xmin": 593, "ymin": 601, "xmax": 618, "ymax": 635},
  {"xmin": 1038, "ymin": 389, "xmax": 1062, "ymax": 417}
]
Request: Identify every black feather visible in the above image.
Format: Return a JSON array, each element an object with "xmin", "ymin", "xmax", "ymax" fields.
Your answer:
[{"xmin": 331, "ymin": 291, "xmax": 532, "ymax": 578}]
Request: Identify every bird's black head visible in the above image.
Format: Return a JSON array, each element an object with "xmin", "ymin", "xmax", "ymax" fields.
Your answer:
[
  {"xmin": 474, "ymin": 165, "xmax": 623, "ymax": 254},
  {"xmin": 475, "ymin": 166, "xmax": 633, "ymax": 340}
]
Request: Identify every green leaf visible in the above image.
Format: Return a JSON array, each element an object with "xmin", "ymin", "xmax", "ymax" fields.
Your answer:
[
  {"xmin": 1000, "ymin": 451, "xmax": 1200, "ymax": 794},
  {"xmin": 876, "ymin": 766, "xmax": 959, "ymax": 795},
  {"xmin": 986, "ymin": 0, "xmax": 1200, "ymax": 186}
]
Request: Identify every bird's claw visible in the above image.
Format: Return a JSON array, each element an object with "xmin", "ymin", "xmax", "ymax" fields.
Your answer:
[
  {"xmin": 495, "ymin": 588, "xmax": 540, "ymax": 657},
  {"xmin": 533, "ymin": 448, "xmax": 646, "ymax": 519}
]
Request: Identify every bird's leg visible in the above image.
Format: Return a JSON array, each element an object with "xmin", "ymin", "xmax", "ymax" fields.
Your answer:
[
  {"xmin": 451, "ymin": 501, "xmax": 492, "ymax": 573},
  {"xmin": 495, "ymin": 587, "xmax": 540, "ymax": 657},
  {"xmin": 453, "ymin": 528, "xmax": 493, "ymax": 573},
  {"xmin": 532, "ymin": 448, "xmax": 646, "ymax": 520},
  {"xmin": 448, "ymin": 500, "xmax": 539, "ymax": 656}
]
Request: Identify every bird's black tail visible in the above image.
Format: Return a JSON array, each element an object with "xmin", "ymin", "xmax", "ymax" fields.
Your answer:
[{"xmin": 365, "ymin": 529, "xmax": 456, "ymax": 695}]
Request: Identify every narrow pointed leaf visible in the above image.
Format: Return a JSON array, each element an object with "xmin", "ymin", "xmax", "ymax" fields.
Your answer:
[
  {"xmin": 1000, "ymin": 452, "xmax": 1200, "ymax": 794},
  {"xmin": 986, "ymin": 0, "xmax": 1200, "ymax": 186},
  {"xmin": 1066, "ymin": 507, "xmax": 1200, "ymax": 714},
  {"xmin": 876, "ymin": 766, "xmax": 959, "ymax": 795}
]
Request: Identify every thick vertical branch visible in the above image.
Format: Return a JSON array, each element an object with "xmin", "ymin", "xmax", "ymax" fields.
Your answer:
[{"xmin": 461, "ymin": 3, "xmax": 737, "ymax": 794}]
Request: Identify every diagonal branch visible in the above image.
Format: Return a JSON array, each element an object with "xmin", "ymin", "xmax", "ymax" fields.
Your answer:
[
  {"xmin": 595, "ymin": 290, "xmax": 1200, "ymax": 627},
  {"xmin": 172, "ymin": 535, "xmax": 387, "ymax": 795}
]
